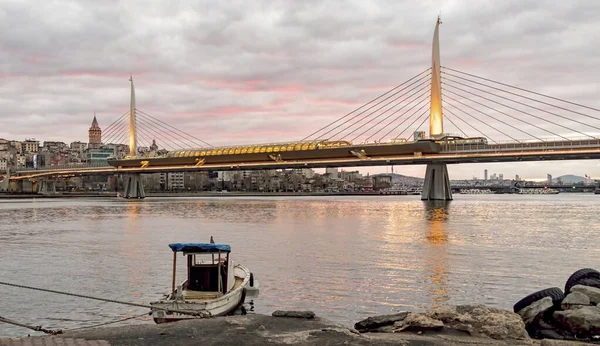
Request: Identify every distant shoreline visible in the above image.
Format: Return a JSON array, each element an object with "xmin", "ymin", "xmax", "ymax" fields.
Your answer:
[{"xmin": 0, "ymin": 191, "xmax": 419, "ymax": 199}]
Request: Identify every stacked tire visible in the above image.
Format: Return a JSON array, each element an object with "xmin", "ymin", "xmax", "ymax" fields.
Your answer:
[{"xmin": 512, "ymin": 267, "xmax": 600, "ymax": 340}]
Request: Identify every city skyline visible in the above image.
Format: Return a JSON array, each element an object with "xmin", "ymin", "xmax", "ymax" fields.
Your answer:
[{"xmin": 1, "ymin": 1, "xmax": 599, "ymax": 180}]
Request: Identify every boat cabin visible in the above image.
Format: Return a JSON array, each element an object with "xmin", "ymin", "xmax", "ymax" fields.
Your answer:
[{"xmin": 168, "ymin": 243, "xmax": 236, "ymax": 298}]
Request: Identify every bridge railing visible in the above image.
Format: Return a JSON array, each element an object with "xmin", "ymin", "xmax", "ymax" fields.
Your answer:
[
  {"xmin": 14, "ymin": 162, "xmax": 113, "ymax": 173},
  {"xmin": 442, "ymin": 137, "xmax": 600, "ymax": 154}
]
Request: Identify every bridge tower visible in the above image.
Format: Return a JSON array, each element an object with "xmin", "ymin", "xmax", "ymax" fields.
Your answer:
[
  {"xmin": 421, "ymin": 17, "xmax": 452, "ymax": 201},
  {"xmin": 122, "ymin": 76, "xmax": 146, "ymax": 199},
  {"xmin": 0, "ymin": 167, "xmax": 9, "ymax": 192}
]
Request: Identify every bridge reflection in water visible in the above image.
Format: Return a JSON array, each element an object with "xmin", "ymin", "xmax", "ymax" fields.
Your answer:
[{"xmin": 424, "ymin": 201, "xmax": 450, "ymax": 309}]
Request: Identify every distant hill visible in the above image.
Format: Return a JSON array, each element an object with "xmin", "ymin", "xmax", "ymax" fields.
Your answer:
[
  {"xmin": 372, "ymin": 173, "xmax": 423, "ymax": 183},
  {"xmin": 554, "ymin": 174, "xmax": 587, "ymax": 184}
]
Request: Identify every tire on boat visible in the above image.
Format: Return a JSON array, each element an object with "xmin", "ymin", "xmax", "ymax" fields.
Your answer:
[
  {"xmin": 239, "ymin": 287, "xmax": 247, "ymax": 305},
  {"xmin": 513, "ymin": 287, "xmax": 564, "ymax": 313},
  {"xmin": 249, "ymin": 273, "xmax": 254, "ymax": 287},
  {"xmin": 572, "ymin": 277, "xmax": 600, "ymax": 290},
  {"xmin": 564, "ymin": 268, "xmax": 600, "ymax": 293}
]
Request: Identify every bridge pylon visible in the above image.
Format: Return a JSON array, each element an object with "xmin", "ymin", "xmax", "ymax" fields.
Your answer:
[
  {"xmin": 422, "ymin": 16, "xmax": 452, "ymax": 201},
  {"xmin": 122, "ymin": 174, "xmax": 145, "ymax": 199},
  {"xmin": 0, "ymin": 167, "xmax": 9, "ymax": 192},
  {"xmin": 38, "ymin": 180, "xmax": 57, "ymax": 195}
]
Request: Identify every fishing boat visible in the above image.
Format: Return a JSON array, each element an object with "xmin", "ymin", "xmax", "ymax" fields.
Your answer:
[{"xmin": 150, "ymin": 243, "xmax": 257, "ymax": 324}]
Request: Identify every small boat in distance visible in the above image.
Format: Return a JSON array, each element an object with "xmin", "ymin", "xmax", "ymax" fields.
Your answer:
[{"xmin": 150, "ymin": 243, "xmax": 257, "ymax": 324}]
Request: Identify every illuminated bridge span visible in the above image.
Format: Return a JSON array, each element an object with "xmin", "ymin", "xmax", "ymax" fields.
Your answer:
[{"xmin": 4, "ymin": 17, "xmax": 600, "ymax": 200}]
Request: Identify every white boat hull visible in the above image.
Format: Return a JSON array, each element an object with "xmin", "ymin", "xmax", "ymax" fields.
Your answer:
[{"xmin": 150, "ymin": 265, "xmax": 252, "ymax": 324}]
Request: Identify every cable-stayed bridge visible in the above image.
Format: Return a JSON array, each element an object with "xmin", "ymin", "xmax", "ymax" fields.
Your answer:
[{"xmin": 4, "ymin": 18, "xmax": 600, "ymax": 200}]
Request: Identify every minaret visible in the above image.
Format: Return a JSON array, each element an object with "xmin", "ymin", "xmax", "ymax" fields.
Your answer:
[
  {"xmin": 429, "ymin": 16, "xmax": 443, "ymax": 137},
  {"xmin": 88, "ymin": 113, "xmax": 102, "ymax": 149}
]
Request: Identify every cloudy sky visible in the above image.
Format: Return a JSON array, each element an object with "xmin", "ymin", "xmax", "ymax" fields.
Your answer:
[{"xmin": 1, "ymin": 0, "xmax": 599, "ymax": 179}]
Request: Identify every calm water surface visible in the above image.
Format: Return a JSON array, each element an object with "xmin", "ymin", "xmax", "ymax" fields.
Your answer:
[{"xmin": 1, "ymin": 194, "xmax": 599, "ymax": 337}]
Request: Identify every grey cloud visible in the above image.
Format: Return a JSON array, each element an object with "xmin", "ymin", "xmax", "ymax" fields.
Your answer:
[{"xmin": 0, "ymin": 0, "xmax": 599, "ymax": 178}]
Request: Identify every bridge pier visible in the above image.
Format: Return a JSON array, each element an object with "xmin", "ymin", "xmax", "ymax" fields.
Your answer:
[
  {"xmin": 122, "ymin": 174, "xmax": 145, "ymax": 199},
  {"xmin": 421, "ymin": 163, "xmax": 453, "ymax": 201},
  {"xmin": 38, "ymin": 180, "xmax": 57, "ymax": 195},
  {"xmin": 0, "ymin": 167, "xmax": 8, "ymax": 192}
]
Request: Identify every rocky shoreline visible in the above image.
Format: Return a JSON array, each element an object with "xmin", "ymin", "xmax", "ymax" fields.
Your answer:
[{"xmin": 2, "ymin": 268, "xmax": 600, "ymax": 345}]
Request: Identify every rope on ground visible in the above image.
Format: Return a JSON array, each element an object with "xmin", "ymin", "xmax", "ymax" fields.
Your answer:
[
  {"xmin": 0, "ymin": 315, "xmax": 62, "ymax": 335},
  {"xmin": 66, "ymin": 313, "xmax": 150, "ymax": 331},
  {"xmin": 0, "ymin": 281, "xmax": 211, "ymax": 318}
]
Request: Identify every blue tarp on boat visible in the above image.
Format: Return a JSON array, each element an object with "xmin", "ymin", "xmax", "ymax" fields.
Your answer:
[{"xmin": 168, "ymin": 243, "xmax": 231, "ymax": 253}]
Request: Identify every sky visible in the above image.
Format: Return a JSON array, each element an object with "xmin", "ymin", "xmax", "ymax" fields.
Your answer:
[{"xmin": 0, "ymin": 0, "xmax": 599, "ymax": 179}]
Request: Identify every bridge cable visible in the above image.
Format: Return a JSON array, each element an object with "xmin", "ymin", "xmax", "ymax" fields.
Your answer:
[
  {"xmin": 442, "ymin": 74, "xmax": 599, "ymax": 138},
  {"xmin": 376, "ymin": 97, "xmax": 430, "ymax": 142},
  {"xmin": 442, "ymin": 102, "xmax": 508, "ymax": 144},
  {"xmin": 324, "ymin": 75, "xmax": 431, "ymax": 141},
  {"xmin": 361, "ymin": 91, "xmax": 430, "ymax": 142},
  {"xmin": 443, "ymin": 93, "xmax": 533, "ymax": 142},
  {"xmin": 136, "ymin": 110, "xmax": 210, "ymax": 149},
  {"xmin": 136, "ymin": 111, "xmax": 205, "ymax": 150},
  {"xmin": 349, "ymin": 84, "xmax": 431, "ymax": 142},
  {"xmin": 109, "ymin": 129, "xmax": 130, "ymax": 146},
  {"xmin": 136, "ymin": 109, "xmax": 213, "ymax": 147},
  {"xmin": 334, "ymin": 79, "xmax": 431, "ymax": 141},
  {"xmin": 101, "ymin": 115, "xmax": 129, "ymax": 141},
  {"xmin": 136, "ymin": 121, "xmax": 178, "ymax": 151},
  {"xmin": 102, "ymin": 121, "xmax": 128, "ymax": 144},
  {"xmin": 442, "ymin": 80, "xmax": 574, "ymax": 140},
  {"xmin": 133, "ymin": 125, "xmax": 155, "ymax": 150},
  {"xmin": 319, "ymin": 73, "xmax": 431, "ymax": 141},
  {"xmin": 99, "ymin": 111, "xmax": 130, "ymax": 136},
  {"xmin": 136, "ymin": 113, "xmax": 200, "ymax": 150},
  {"xmin": 136, "ymin": 112, "xmax": 202, "ymax": 149},
  {"xmin": 442, "ymin": 112, "xmax": 469, "ymax": 138},
  {"xmin": 301, "ymin": 68, "xmax": 431, "ymax": 141},
  {"xmin": 394, "ymin": 109, "xmax": 431, "ymax": 139},
  {"xmin": 442, "ymin": 67, "xmax": 600, "ymax": 114}
]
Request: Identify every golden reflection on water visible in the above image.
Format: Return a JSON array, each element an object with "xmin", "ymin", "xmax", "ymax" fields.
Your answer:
[
  {"xmin": 123, "ymin": 202, "xmax": 145, "ymax": 297},
  {"xmin": 424, "ymin": 201, "xmax": 450, "ymax": 309}
]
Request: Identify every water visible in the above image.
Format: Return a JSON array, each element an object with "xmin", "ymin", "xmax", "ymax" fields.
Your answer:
[{"xmin": 1, "ymin": 194, "xmax": 599, "ymax": 337}]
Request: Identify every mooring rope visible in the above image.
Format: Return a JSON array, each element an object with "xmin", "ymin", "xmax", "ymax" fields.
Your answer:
[
  {"xmin": 0, "ymin": 315, "xmax": 62, "ymax": 335},
  {"xmin": 0, "ymin": 281, "xmax": 211, "ymax": 318},
  {"xmin": 66, "ymin": 313, "xmax": 150, "ymax": 331}
]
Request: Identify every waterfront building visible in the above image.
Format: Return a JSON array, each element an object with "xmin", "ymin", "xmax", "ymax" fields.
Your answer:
[
  {"xmin": 547, "ymin": 174, "xmax": 553, "ymax": 184},
  {"xmin": 88, "ymin": 115, "xmax": 102, "ymax": 149},
  {"xmin": 87, "ymin": 148, "xmax": 113, "ymax": 164},
  {"xmin": 23, "ymin": 139, "xmax": 39, "ymax": 154},
  {"xmin": 326, "ymin": 167, "xmax": 339, "ymax": 179},
  {"xmin": 499, "ymin": 173, "xmax": 503, "ymax": 181},
  {"xmin": 0, "ymin": 158, "xmax": 7, "ymax": 170},
  {"xmin": 70, "ymin": 141, "xmax": 87, "ymax": 153},
  {"xmin": 484, "ymin": 169, "xmax": 488, "ymax": 181}
]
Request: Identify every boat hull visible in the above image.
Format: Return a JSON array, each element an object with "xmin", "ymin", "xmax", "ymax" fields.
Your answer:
[{"xmin": 150, "ymin": 265, "xmax": 251, "ymax": 324}]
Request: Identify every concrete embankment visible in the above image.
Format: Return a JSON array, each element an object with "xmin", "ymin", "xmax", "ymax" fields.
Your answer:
[{"xmin": 0, "ymin": 313, "xmax": 536, "ymax": 346}]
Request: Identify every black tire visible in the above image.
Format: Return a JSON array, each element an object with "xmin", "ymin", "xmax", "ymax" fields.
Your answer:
[
  {"xmin": 564, "ymin": 268, "xmax": 600, "ymax": 293},
  {"xmin": 239, "ymin": 287, "xmax": 247, "ymax": 305},
  {"xmin": 249, "ymin": 273, "xmax": 254, "ymax": 287},
  {"xmin": 571, "ymin": 277, "xmax": 600, "ymax": 290},
  {"xmin": 513, "ymin": 287, "xmax": 564, "ymax": 313}
]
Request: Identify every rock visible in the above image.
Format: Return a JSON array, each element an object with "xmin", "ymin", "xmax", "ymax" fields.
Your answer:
[
  {"xmin": 271, "ymin": 310, "xmax": 315, "ymax": 319},
  {"xmin": 561, "ymin": 292, "xmax": 591, "ymax": 310},
  {"xmin": 258, "ymin": 325, "xmax": 265, "ymax": 330},
  {"xmin": 353, "ymin": 312, "xmax": 408, "ymax": 332},
  {"xmin": 571, "ymin": 285, "xmax": 600, "ymax": 305},
  {"xmin": 392, "ymin": 313, "xmax": 444, "ymax": 332},
  {"xmin": 541, "ymin": 339, "xmax": 597, "ymax": 345},
  {"xmin": 426, "ymin": 305, "xmax": 529, "ymax": 340},
  {"xmin": 518, "ymin": 296, "xmax": 554, "ymax": 325},
  {"xmin": 553, "ymin": 306, "xmax": 600, "ymax": 337}
]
